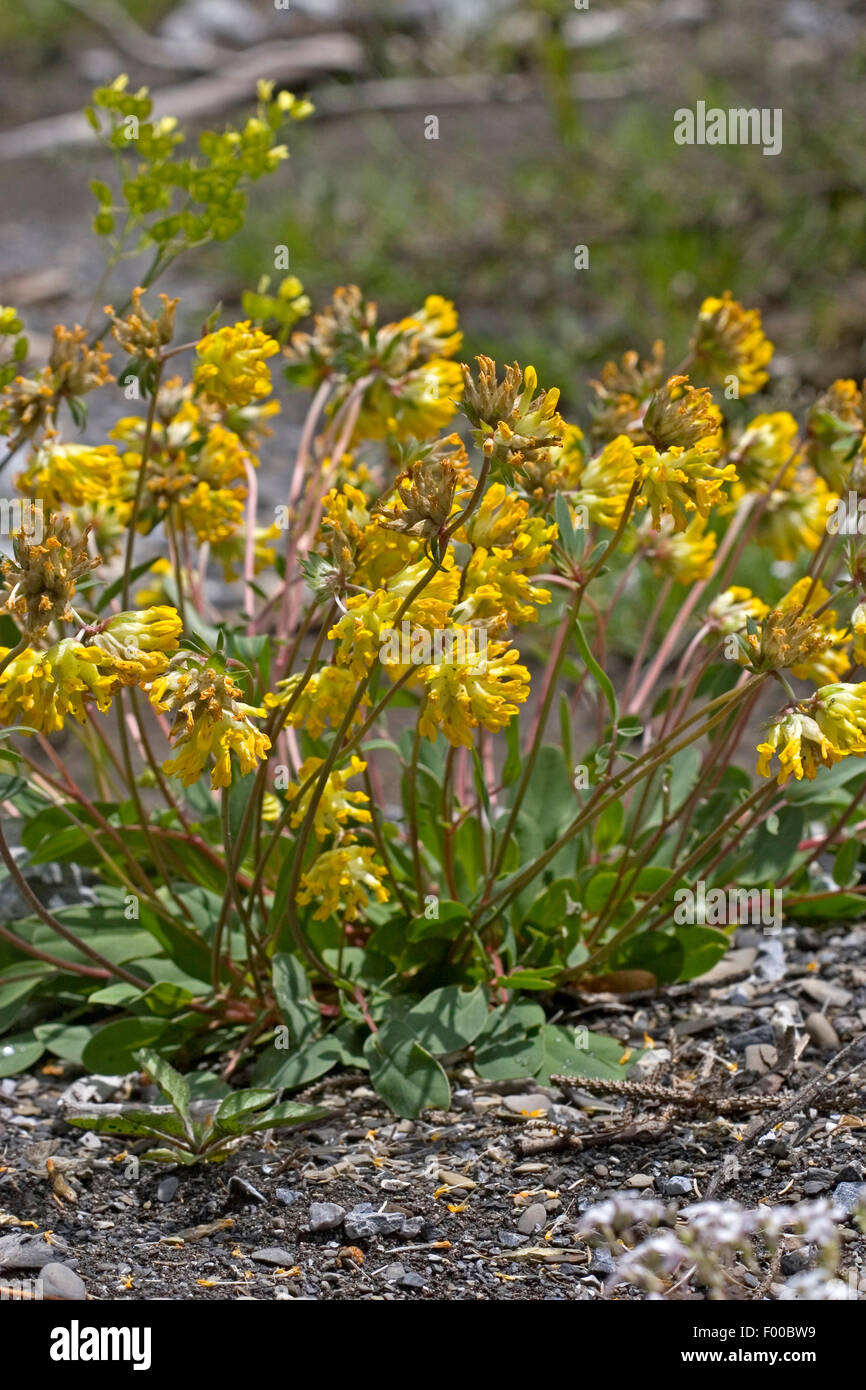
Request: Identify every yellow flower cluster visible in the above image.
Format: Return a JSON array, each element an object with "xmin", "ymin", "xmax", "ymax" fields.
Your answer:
[{"xmin": 148, "ymin": 663, "xmax": 270, "ymax": 789}]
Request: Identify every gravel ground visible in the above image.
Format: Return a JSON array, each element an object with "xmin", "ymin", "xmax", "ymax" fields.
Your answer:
[{"xmin": 2, "ymin": 923, "xmax": 866, "ymax": 1302}]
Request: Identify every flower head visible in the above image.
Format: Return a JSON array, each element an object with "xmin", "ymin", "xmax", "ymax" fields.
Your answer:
[
  {"xmin": 193, "ymin": 322, "xmax": 279, "ymax": 408},
  {"xmin": 633, "ymin": 439, "xmax": 736, "ymax": 531},
  {"xmin": 588, "ymin": 341, "xmax": 666, "ymax": 446},
  {"xmin": 690, "ymin": 292, "xmax": 773, "ymax": 396},
  {"xmin": 90, "ymin": 606, "xmax": 182, "ymax": 685},
  {"xmin": 417, "ymin": 639, "xmax": 531, "ymax": 747},
  {"xmin": 148, "ymin": 662, "xmax": 270, "ymax": 788},
  {"xmin": 297, "ymin": 845, "xmax": 389, "ymax": 921},
  {"xmin": 643, "ymin": 375, "xmax": 722, "ymax": 451},
  {"xmin": 105, "ymin": 286, "xmax": 178, "ymax": 359},
  {"xmin": 0, "ymin": 512, "xmax": 100, "ymax": 637},
  {"xmin": 287, "ymin": 755, "xmax": 371, "ymax": 840},
  {"xmin": 0, "ymin": 638, "xmax": 117, "ymax": 733},
  {"xmin": 756, "ymin": 709, "xmax": 841, "ymax": 784},
  {"xmin": 731, "ymin": 411, "xmax": 799, "ymax": 490}
]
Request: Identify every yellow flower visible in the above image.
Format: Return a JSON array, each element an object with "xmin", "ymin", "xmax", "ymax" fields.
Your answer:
[
  {"xmin": 707, "ymin": 586, "xmax": 769, "ymax": 635},
  {"xmin": 457, "ymin": 546, "xmax": 553, "ymax": 626},
  {"xmin": 148, "ymin": 664, "xmax": 270, "ymax": 788},
  {"xmin": 265, "ymin": 664, "xmax": 364, "ymax": 740},
  {"xmin": 633, "ymin": 439, "xmax": 736, "ymax": 531},
  {"xmin": 297, "ymin": 845, "xmax": 389, "ymax": 921},
  {"xmin": 0, "ymin": 512, "xmax": 100, "ymax": 638},
  {"xmin": 640, "ymin": 513, "xmax": 717, "ymax": 585},
  {"xmin": 730, "ymin": 412, "xmax": 799, "ymax": 490},
  {"xmin": 756, "ymin": 709, "xmax": 840, "ymax": 784},
  {"xmin": 356, "ymin": 357, "xmax": 463, "ymax": 442},
  {"xmin": 572, "ymin": 435, "xmax": 640, "ymax": 529},
  {"xmin": 804, "ymin": 379, "xmax": 864, "ymax": 493},
  {"xmin": 0, "ymin": 638, "xmax": 116, "ymax": 733},
  {"xmin": 329, "ymin": 576, "xmax": 456, "ymax": 679},
  {"xmin": 810, "ymin": 682, "xmax": 866, "ymax": 756},
  {"xmin": 690, "ymin": 292, "xmax": 773, "ymax": 396},
  {"xmin": 193, "ymin": 322, "xmax": 279, "ymax": 408},
  {"xmin": 525, "ymin": 422, "xmax": 586, "ymax": 497},
  {"xmin": 740, "ymin": 578, "xmax": 849, "ymax": 683},
  {"xmin": 287, "ymin": 755, "xmax": 371, "ymax": 840},
  {"xmin": 417, "ymin": 639, "xmax": 531, "ymax": 748},
  {"xmin": 751, "ymin": 468, "xmax": 835, "ymax": 563},
  {"xmin": 461, "ymin": 358, "xmax": 564, "ymax": 479},
  {"xmin": 588, "ymin": 341, "xmax": 666, "ymax": 446},
  {"xmin": 90, "ymin": 606, "xmax": 182, "ymax": 685},
  {"xmin": 17, "ymin": 442, "xmax": 134, "ymax": 512},
  {"xmin": 177, "ymin": 481, "xmax": 246, "ymax": 546}
]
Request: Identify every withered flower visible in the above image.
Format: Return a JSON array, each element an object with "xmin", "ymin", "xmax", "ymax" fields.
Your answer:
[{"xmin": 0, "ymin": 512, "xmax": 100, "ymax": 637}]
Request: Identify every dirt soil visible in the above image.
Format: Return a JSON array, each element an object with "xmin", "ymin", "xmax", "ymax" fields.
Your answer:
[{"xmin": 2, "ymin": 921, "xmax": 866, "ymax": 1301}]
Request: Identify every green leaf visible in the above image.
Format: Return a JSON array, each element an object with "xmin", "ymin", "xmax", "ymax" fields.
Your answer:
[
  {"xmin": 593, "ymin": 798, "xmax": 623, "ymax": 853},
  {"xmin": 473, "ymin": 1001, "xmax": 545, "ymax": 1080},
  {"xmin": 82, "ymin": 1019, "xmax": 171, "ymax": 1074},
  {"xmin": 0, "ymin": 975, "xmax": 42, "ymax": 1033},
  {"xmin": 674, "ymin": 925, "xmax": 730, "ymax": 981},
  {"xmin": 497, "ymin": 967, "xmax": 559, "ymax": 990},
  {"xmin": 272, "ymin": 954, "xmax": 320, "ymax": 1048},
  {"xmin": 213, "ymin": 1088, "xmax": 275, "ymax": 1134},
  {"xmin": 33, "ymin": 1022, "xmax": 91, "ymax": 1063},
  {"xmin": 231, "ymin": 1100, "xmax": 327, "ymax": 1134},
  {"xmin": 404, "ymin": 985, "xmax": 489, "ymax": 1055},
  {"xmin": 573, "ymin": 617, "xmax": 617, "ymax": 722},
  {"xmin": 535, "ymin": 1025, "xmax": 638, "ymax": 1084},
  {"xmin": 406, "ymin": 900, "xmax": 470, "ymax": 942},
  {"xmin": 135, "ymin": 1048, "xmax": 192, "ymax": 1133},
  {"xmin": 502, "ymin": 718, "xmax": 522, "ymax": 787},
  {"xmin": 0, "ymin": 1032, "xmax": 44, "ymax": 1077},
  {"xmin": 365, "ymin": 1022, "xmax": 450, "ymax": 1118},
  {"xmin": 252, "ymin": 1032, "xmax": 354, "ymax": 1090},
  {"xmin": 833, "ymin": 837, "xmax": 860, "ymax": 889}
]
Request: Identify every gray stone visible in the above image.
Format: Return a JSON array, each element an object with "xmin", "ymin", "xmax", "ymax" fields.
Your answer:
[
  {"xmin": 832, "ymin": 1183, "xmax": 866, "ymax": 1216},
  {"xmin": 804, "ymin": 1012, "xmax": 841, "ymax": 1051},
  {"xmin": 38, "ymin": 1263, "xmax": 86, "ymax": 1301},
  {"xmin": 249, "ymin": 1247, "xmax": 295, "ymax": 1266},
  {"xmin": 801, "ymin": 979, "xmax": 852, "ymax": 1009},
  {"xmin": 379, "ymin": 1262, "xmax": 405, "ymax": 1282},
  {"xmin": 497, "ymin": 1231, "xmax": 527, "ymax": 1249},
  {"xmin": 157, "ymin": 1176, "xmax": 179, "ymax": 1203},
  {"xmin": 401, "ymin": 1270, "xmax": 426, "ymax": 1289},
  {"xmin": 308, "ymin": 1202, "xmax": 345, "ymax": 1233},
  {"xmin": 780, "ymin": 1250, "xmax": 809, "ymax": 1276},
  {"xmin": 0, "ymin": 1232, "xmax": 69, "ymax": 1271},
  {"xmin": 744, "ymin": 1043, "xmax": 778, "ymax": 1074},
  {"xmin": 275, "ymin": 1188, "xmax": 302, "ymax": 1207},
  {"xmin": 343, "ymin": 1204, "xmax": 405, "ymax": 1240},
  {"xmin": 662, "ymin": 1175, "xmax": 694, "ymax": 1197},
  {"xmin": 730, "ymin": 1025, "xmax": 775, "ymax": 1053},
  {"xmin": 517, "ymin": 1202, "xmax": 546, "ymax": 1235},
  {"xmin": 588, "ymin": 1246, "xmax": 616, "ymax": 1275},
  {"xmin": 400, "ymin": 1216, "xmax": 425, "ymax": 1238}
]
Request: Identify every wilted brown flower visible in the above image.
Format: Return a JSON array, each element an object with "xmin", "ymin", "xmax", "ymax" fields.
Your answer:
[{"xmin": 0, "ymin": 512, "xmax": 100, "ymax": 637}]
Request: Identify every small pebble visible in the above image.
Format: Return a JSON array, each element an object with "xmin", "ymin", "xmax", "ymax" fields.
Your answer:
[{"xmin": 517, "ymin": 1202, "xmax": 546, "ymax": 1235}]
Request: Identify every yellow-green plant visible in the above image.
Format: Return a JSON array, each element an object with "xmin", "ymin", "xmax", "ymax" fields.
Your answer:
[{"xmin": 1, "ymin": 80, "xmax": 865, "ymax": 1116}]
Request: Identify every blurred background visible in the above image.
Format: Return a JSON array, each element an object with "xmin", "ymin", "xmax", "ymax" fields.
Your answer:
[{"xmin": 1, "ymin": 0, "xmax": 865, "ymax": 418}]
